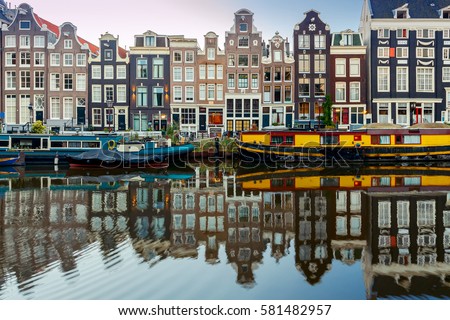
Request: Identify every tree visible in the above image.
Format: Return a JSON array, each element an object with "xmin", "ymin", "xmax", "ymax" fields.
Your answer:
[
  {"xmin": 30, "ymin": 120, "xmax": 46, "ymax": 134},
  {"xmin": 321, "ymin": 95, "xmax": 334, "ymax": 127}
]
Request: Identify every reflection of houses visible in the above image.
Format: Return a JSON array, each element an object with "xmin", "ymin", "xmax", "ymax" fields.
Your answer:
[
  {"xmin": 170, "ymin": 173, "xmax": 199, "ymax": 259},
  {"xmin": 332, "ymin": 188, "xmax": 367, "ymax": 266},
  {"xmin": 0, "ymin": 176, "xmax": 93, "ymax": 288},
  {"xmin": 128, "ymin": 179, "xmax": 172, "ymax": 263},
  {"xmin": 295, "ymin": 190, "xmax": 333, "ymax": 285},
  {"xmin": 262, "ymin": 188, "xmax": 295, "ymax": 262},
  {"xmin": 364, "ymin": 189, "xmax": 450, "ymax": 298},
  {"xmin": 224, "ymin": 172, "xmax": 264, "ymax": 286}
]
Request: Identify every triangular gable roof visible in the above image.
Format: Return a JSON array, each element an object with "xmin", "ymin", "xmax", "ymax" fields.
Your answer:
[{"xmin": 33, "ymin": 12, "xmax": 100, "ymax": 55}]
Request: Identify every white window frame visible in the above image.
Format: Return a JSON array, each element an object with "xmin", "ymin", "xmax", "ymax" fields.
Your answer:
[
  {"xmin": 116, "ymin": 85, "xmax": 127, "ymax": 103},
  {"xmin": 104, "ymin": 65, "xmax": 114, "ymax": 79},
  {"xmin": 92, "ymin": 85, "xmax": 102, "ymax": 103},
  {"xmin": 416, "ymin": 67, "xmax": 434, "ymax": 92},
  {"xmin": 76, "ymin": 73, "xmax": 86, "ymax": 91},
  {"xmin": 34, "ymin": 35, "xmax": 45, "ymax": 48},
  {"xmin": 377, "ymin": 67, "xmax": 390, "ymax": 92},
  {"xmin": 91, "ymin": 65, "xmax": 101, "ymax": 79},
  {"xmin": 50, "ymin": 53, "xmax": 60, "ymax": 66},
  {"xmin": 116, "ymin": 65, "xmax": 126, "ymax": 79},
  {"xmin": 349, "ymin": 82, "xmax": 360, "ymax": 102},
  {"xmin": 76, "ymin": 53, "xmax": 86, "ymax": 66},
  {"xmin": 396, "ymin": 67, "xmax": 408, "ymax": 92}
]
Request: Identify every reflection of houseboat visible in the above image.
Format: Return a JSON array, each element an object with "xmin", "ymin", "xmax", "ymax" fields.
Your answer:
[
  {"xmin": 237, "ymin": 125, "xmax": 450, "ymax": 163},
  {"xmin": 0, "ymin": 133, "xmax": 121, "ymax": 165}
]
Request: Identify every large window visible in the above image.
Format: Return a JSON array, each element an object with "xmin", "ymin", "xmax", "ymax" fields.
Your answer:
[
  {"xmin": 397, "ymin": 67, "xmax": 408, "ymax": 92},
  {"xmin": 298, "ymin": 34, "xmax": 310, "ymax": 49},
  {"xmin": 298, "ymin": 54, "xmax": 310, "ymax": 73},
  {"xmin": 153, "ymin": 87, "xmax": 163, "ymax": 106},
  {"xmin": 238, "ymin": 74, "xmax": 248, "ymax": 88},
  {"xmin": 181, "ymin": 108, "xmax": 196, "ymax": 124},
  {"xmin": 416, "ymin": 47, "xmax": 434, "ymax": 58},
  {"xmin": 298, "ymin": 79, "xmax": 310, "ymax": 97},
  {"xmin": 335, "ymin": 82, "xmax": 346, "ymax": 102},
  {"xmin": 5, "ymin": 95, "xmax": 16, "ymax": 124},
  {"xmin": 117, "ymin": 85, "xmax": 127, "ymax": 103},
  {"xmin": 185, "ymin": 67, "xmax": 194, "ymax": 82},
  {"xmin": 137, "ymin": 58, "xmax": 148, "ymax": 78},
  {"xmin": 377, "ymin": 67, "xmax": 389, "ymax": 92},
  {"xmin": 50, "ymin": 97, "xmax": 60, "ymax": 119},
  {"xmin": 50, "ymin": 74, "xmax": 60, "ymax": 91},
  {"xmin": 64, "ymin": 74, "xmax": 73, "ymax": 90},
  {"xmin": 350, "ymin": 58, "xmax": 360, "ymax": 76},
  {"xmin": 173, "ymin": 67, "xmax": 182, "ymax": 81},
  {"xmin": 152, "ymin": 58, "xmax": 164, "ymax": 79},
  {"xmin": 63, "ymin": 53, "xmax": 73, "ymax": 66},
  {"xmin": 92, "ymin": 85, "xmax": 101, "ymax": 102},
  {"xmin": 174, "ymin": 86, "xmax": 182, "ymax": 102},
  {"xmin": 335, "ymin": 58, "xmax": 346, "ymax": 76},
  {"xmin": 417, "ymin": 67, "xmax": 434, "ymax": 92},
  {"xmin": 350, "ymin": 82, "xmax": 360, "ymax": 102},
  {"xmin": 185, "ymin": 86, "xmax": 194, "ymax": 102},
  {"xmin": 314, "ymin": 78, "xmax": 325, "ymax": 97},
  {"xmin": 104, "ymin": 65, "xmax": 114, "ymax": 79},
  {"xmin": 5, "ymin": 52, "xmax": 16, "ymax": 66},
  {"xmin": 314, "ymin": 34, "xmax": 326, "ymax": 49},
  {"xmin": 63, "ymin": 97, "xmax": 73, "ymax": 119},
  {"xmin": 35, "ymin": 71, "xmax": 44, "ymax": 90},
  {"xmin": 6, "ymin": 71, "xmax": 16, "ymax": 90},
  {"xmin": 314, "ymin": 54, "xmax": 326, "ymax": 73},
  {"xmin": 137, "ymin": 87, "xmax": 147, "ymax": 107},
  {"xmin": 20, "ymin": 71, "xmax": 31, "ymax": 89},
  {"xmin": 34, "ymin": 52, "xmax": 45, "ymax": 66}
]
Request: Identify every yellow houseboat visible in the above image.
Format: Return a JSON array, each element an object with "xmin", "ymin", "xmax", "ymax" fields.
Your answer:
[
  {"xmin": 237, "ymin": 165, "xmax": 450, "ymax": 192},
  {"xmin": 237, "ymin": 124, "xmax": 450, "ymax": 163}
]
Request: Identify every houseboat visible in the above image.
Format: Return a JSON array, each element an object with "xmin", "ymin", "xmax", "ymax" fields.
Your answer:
[
  {"xmin": 0, "ymin": 133, "xmax": 122, "ymax": 165},
  {"xmin": 117, "ymin": 140, "xmax": 195, "ymax": 161},
  {"xmin": 237, "ymin": 124, "xmax": 450, "ymax": 164}
]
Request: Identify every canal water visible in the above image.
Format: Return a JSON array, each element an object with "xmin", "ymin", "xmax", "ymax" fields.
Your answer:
[{"xmin": 0, "ymin": 162, "xmax": 449, "ymax": 300}]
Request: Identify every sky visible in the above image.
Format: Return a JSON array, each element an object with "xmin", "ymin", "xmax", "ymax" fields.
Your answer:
[{"xmin": 17, "ymin": 0, "xmax": 364, "ymax": 49}]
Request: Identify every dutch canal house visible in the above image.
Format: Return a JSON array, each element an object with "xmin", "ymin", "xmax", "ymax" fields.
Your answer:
[
  {"xmin": 360, "ymin": 0, "xmax": 450, "ymax": 124},
  {"xmin": 260, "ymin": 32, "xmax": 295, "ymax": 128},
  {"xmin": 129, "ymin": 31, "xmax": 170, "ymax": 133},
  {"xmin": 330, "ymin": 30, "xmax": 368, "ymax": 130},
  {"xmin": 0, "ymin": 2, "xmax": 98, "ymax": 133},
  {"xmin": 88, "ymin": 33, "xmax": 129, "ymax": 131},
  {"xmin": 293, "ymin": 10, "xmax": 331, "ymax": 130},
  {"xmin": 225, "ymin": 9, "xmax": 264, "ymax": 133}
]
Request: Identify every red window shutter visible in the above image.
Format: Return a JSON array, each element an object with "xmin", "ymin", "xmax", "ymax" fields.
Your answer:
[{"xmin": 390, "ymin": 48, "xmax": 396, "ymax": 57}]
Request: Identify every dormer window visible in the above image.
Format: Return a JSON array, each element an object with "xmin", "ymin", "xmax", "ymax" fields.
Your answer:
[
  {"xmin": 342, "ymin": 34, "xmax": 353, "ymax": 46},
  {"xmin": 145, "ymin": 36, "xmax": 155, "ymax": 47},
  {"xmin": 442, "ymin": 8, "xmax": 450, "ymax": 19},
  {"xmin": 396, "ymin": 9, "xmax": 408, "ymax": 18}
]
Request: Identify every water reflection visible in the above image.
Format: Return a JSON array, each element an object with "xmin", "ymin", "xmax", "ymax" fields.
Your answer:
[{"xmin": 0, "ymin": 163, "xmax": 449, "ymax": 299}]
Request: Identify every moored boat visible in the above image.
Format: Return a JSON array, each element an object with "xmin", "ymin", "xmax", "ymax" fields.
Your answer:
[
  {"xmin": 237, "ymin": 124, "xmax": 450, "ymax": 164},
  {"xmin": 66, "ymin": 149, "xmax": 168, "ymax": 169},
  {"xmin": 0, "ymin": 152, "xmax": 25, "ymax": 166},
  {"xmin": 0, "ymin": 133, "xmax": 122, "ymax": 165}
]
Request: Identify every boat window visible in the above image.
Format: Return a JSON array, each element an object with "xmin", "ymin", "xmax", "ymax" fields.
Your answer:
[
  {"xmin": 320, "ymin": 177, "xmax": 339, "ymax": 187},
  {"xmin": 371, "ymin": 135, "xmax": 391, "ymax": 145},
  {"xmin": 51, "ymin": 141, "xmax": 68, "ymax": 148},
  {"xmin": 68, "ymin": 141, "xmax": 82, "ymax": 148},
  {"xmin": 42, "ymin": 138, "xmax": 49, "ymax": 149},
  {"xmin": 0, "ymin": 141, "xmax": 9, "ymax": 147},
  {"xmin": 320, "ymin": 135, "xmax": 339, "ymax": 145},
  {"xmin": 285, "ymin": 136, "xmax": 294, "ymax": 145},
  {"xmin": 271, "ymin": 136, "xmax": 283, "ymax": 144},
  {"xmin": 403, "ymin": 135, "xmax": 420, "ymax": 144},
  {"xmin": 82, "ymin": 141, "xmax": 101, "ymax": 148}
]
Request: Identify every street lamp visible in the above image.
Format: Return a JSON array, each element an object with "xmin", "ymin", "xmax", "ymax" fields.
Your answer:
[
  {"xmin": 317, "ymin": 98, "xmax": 324, "ymax": 130},
  {"xmin": 106, "ymin": 100, "xmax": 113, "ymax": 132},
  {"xmin": 28, "ymin": 104, "xmax": 33, "ymax": 132}
]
